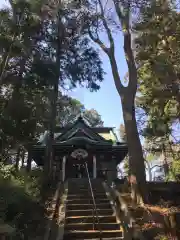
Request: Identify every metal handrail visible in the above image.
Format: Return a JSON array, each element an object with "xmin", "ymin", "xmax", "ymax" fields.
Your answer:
[{"xmin": 84, "ymin": 161, "xmax": 102, "ymax": 240}]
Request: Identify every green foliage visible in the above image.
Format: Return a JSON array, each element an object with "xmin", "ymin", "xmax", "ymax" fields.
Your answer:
[
  {"xmin": 155, "ymin": 234, "xmax": 169, "ymax": 240},
  {"xmin": 0, "ymin": 0, "xmax": 104, "ymax": 236},
  {"xmin": 83, "ymin": 109, "xmax": 104, "ymax": 127},
  {"xmin": 0, "ymin": 163, "xmax": 15, "ymax": 180},
  {"xmin": 168, "ymin": 159, "xmax": 180, "ymax": 181},
  {"xmin": 0, "ymin": 164, "xmax": 42, "ymax": 201},
  {"xmin": 135, "ymin": 0, "xmax": 180, "ymax": 176},
  {"xmin": 55, "ymin": 94, "xmax": 103, "ymax": 127},
  {"xmin": 135, "ymin": 0, "xmax": 180, "ymax": 127},
  {"xmin": 0, "ymin": 0, "xmax": 104, "ymax": 154},
  {"xmin": 146, "ymin": 153, "xmax": 155, "ymax": 162},
  {"xmin": 0, "ymin": 164, "xmax": 44, "ymax": 239}
]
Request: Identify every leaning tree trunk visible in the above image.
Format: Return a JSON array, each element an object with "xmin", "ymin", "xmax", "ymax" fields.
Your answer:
[
  {"xmin": 87, "ymin": 0, "xmax": 148, "ymax": 203},
  {"xmin": 121, "ymin": 94, "xmax": 147, "ymax": 203},
  {"xmin": 108, "ymin": 50, "xmax": 148, "ymax": 203}
]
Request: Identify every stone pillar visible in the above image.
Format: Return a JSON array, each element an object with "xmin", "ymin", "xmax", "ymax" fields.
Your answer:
[
  {"xmin": 62, "ymin": 156, "xmax": 66, "ymax": 182},
  {"xmin": 93, "ymin": 155, "xmax": 97, "ymax": 179}
]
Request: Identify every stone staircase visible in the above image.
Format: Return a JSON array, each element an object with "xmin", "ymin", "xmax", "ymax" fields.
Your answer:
[{"xmin": 63, "ymin": 178, "xmax": 123, "ymax": 240}]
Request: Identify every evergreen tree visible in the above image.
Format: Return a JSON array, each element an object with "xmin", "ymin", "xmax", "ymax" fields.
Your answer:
[
  {"xmin": 134, "ymin": 0, "xmax": 180, "ymax": 180},
  {"xmin": 0, "ymin": 0, "xmax": 104, "ymax": 175}
]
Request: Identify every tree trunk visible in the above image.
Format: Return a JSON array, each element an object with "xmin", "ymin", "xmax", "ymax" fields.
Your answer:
[
  {"xmin": 88, "ymin": 0, "xmax": 148, "ymax": 203},
  {"xmin": 108, "ymin": 51, "xmax": 148, "ymax": 203},
  {"xmin": 21, "ymin": 150, "xmax": 25, "ymax": 168},
  {"xmin": 44, "ymin": 12, "xmax": 62, "ymax": 183},
  {"xmin": 145, "ymin": 160, "xmax": 152, "ymax": 181},
  {"xmin": 162, "ymin": 143, "xmax": 169, "ymax": 179},
  {"xmin": 121, "ymin": 94, "xmax": 148, "ymax": 203},
  {"xmin": 27, "ymin": 148, "xmax": 32, "ymax": 172},
  {"xmin": 15, "ymin": 147, "xmax": 21, "ymax": 170}
]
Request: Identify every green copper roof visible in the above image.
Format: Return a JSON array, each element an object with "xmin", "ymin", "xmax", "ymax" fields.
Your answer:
[
  {"xmin": 36, "ymin": 116, "xmax": 121, "ymax": 147},
  {"xmin": 32, "ymin": 116, "xmax": 128, "ymax": 166},
  {"xmin": 56, "ymin": 136, "xmax": 112, "ymax": 145}
]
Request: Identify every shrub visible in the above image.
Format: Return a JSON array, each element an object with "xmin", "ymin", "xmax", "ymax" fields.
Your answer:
[{"xmin": 0, "ymin": 164, "xmax": 45, "ymax": 239}]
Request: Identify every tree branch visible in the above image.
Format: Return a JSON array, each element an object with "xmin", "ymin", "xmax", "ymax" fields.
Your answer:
[
  {"xmin": 113, "ymin": 0, "xmax": 137, "ymax": 94},
  {"xmin": 88, "ymin": 29, "xmax": 110, "ymax": 54},
  {"xmin": 89, "ymin": 0, "xmax": 125, "ymax": 94},
  {"xmin": 108, "ymin": 51, "xmax": 125, "ymax": 95},
  {"xmin": 150, "ymin": 165, "xmax": 162, "ymax": 171},
  {"xmin": 98, "ymin": 0, "xmax": 115, "ymax": 51}
]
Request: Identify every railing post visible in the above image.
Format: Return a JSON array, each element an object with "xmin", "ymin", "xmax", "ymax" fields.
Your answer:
[
  {"xmin": 62, "ymin": 156, "xmax": 66, "ymax": 182},
  {"xmin": 93, "ymin": 155, "xmax": 97, "ymax": 179},
  {"xmin": 84, "ymin": 159, "xmax": 102, "ymax": 240}
]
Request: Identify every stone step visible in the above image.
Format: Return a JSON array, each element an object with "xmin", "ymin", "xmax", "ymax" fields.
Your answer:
[
  {"xmin": 68, "ymin": 183, "xmax": 103, "ymax": 187},
  {"xmin": 68, "ymin": 184, "xmax": 103, "ymax": 187},
  {"xmin": 66, "ymin": 208, "xmax": 113, "ymax": 217},
  {"xmin": 66, "ymin": 198, "xmax": 109, "ymax": 204},
  {"xmin": 68, "ymin": 186, "xmax": 104, "ymax": 190},
  {"xmin": 73, "ymin": 238, "xmax": 123, "ymax": 240},
  {"xmin": 68, "ymin": 191, "xmax": 105, "ymax": 194},
  {"xmin": 65, "ymin": 215, "xmax": 117, "ymax": 224},
  {"xmin": 68, "ymin": 181, "xmax": 103, "ymax": 184},
  {"xmin": 68, "ymin": 190, "xmax": 105, "ymax": 195},
  {"xmin": 68, "ymin": 182, "xmax": 103, "ymax": 187},
  {"xmin": 69, "ymin": 186, "xmax": 103, "ymax": 188},
  {"xmin": 67, "ymin": 194, "xmax": 107, "ymax": 200},
  {"xmin": 68, "ymin": 178, "xmax": 102, "ymax": 182},
  {"xmin": 63, "ymin": 230, "xmax": 123, "ymax": 239},
  {"xmin": 65, "ymin": 179, "xmax": 123, "ymax": 240},
  {"xmin": 68, "ymin": 184, "xmax": 104, "ymax": 189},
  {"xmin": 65, "ymin": 222, "xmax": 121, "ymax": 231},
  {"xmin": 66, "ymin": 203, "xmax": 112, "ymax": 210}
]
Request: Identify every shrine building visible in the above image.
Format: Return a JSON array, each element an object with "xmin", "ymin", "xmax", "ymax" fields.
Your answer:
[{"xmin": 31, "ymin": 116, "xmax": 128, "ymax": 183}]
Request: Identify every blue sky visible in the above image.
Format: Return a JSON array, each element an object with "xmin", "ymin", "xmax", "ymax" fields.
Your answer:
[
  {"xmin": 0, "ymin": 0, "xmax": 128, "ymax": 132},
  {"xmin": 69, "ymin": 41, "xmax": 127, "ymax": 129}
]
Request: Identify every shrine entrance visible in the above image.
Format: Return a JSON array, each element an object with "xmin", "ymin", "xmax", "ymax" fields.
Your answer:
[
  {"xmin": 65, "ymin": 149, "xmax": 94, "ymax": 180},
  {"xmin": 65, "ymin": 157, "xmax": 93, "ymax": 179},
  {"xmin": 31, "ymin": 116, "xmax": 128, "ymax": 183}
]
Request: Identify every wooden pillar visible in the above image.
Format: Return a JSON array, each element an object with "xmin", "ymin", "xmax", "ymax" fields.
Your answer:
[
  {"xmin": 62, "ymin": 156, "xmax": 66, "ymax": 182},
  {"xmin": 93, "ymin": 155, "xmax": 97, "ymax": 179}
]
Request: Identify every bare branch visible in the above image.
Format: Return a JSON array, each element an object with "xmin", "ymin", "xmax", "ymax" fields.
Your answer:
[
  {"xmin": 88, "ymin": 29, "xmax": 110, "ymax": 54},
  {"xmin": 88, "ymin": 0, "xmax": 125, "ymax": 93},
  {"xmin": 150, "ymin": 165, "xmax": 162, "ymax": 171},
  {"xmin": 103, "ymin": 0, "xmax": 109, "ymax": 12},
  {"xmin": 112, "ymin": 0, "xmax": 137, "ymax": 93},
  {"xmin": 98, "ymin": 0, "xmax": 114, "ymax": 51}
]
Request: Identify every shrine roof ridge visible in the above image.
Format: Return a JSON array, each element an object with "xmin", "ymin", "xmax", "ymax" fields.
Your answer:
[{"xmin": 55, "ymin": 126, "xmax": 114, "ymax": 133}]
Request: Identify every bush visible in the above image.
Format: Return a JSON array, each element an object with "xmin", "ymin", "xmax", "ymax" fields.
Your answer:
[{"xmin": 0, "ymin": 164, "xmax": 45, "ymax": 239}]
